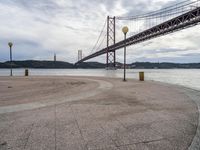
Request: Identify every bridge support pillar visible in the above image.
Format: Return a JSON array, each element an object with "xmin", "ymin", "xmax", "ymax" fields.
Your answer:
[{"xmin": 106, "ymin": 16, "xmax": 116, "ymax": 70}]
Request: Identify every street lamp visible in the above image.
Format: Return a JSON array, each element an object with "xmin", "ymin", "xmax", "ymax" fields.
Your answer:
[
  {"xmin": 8, "ymin": 42, "xmax": 13, "ymax": 76},
  {"xmin": 122, "ymin": 26, "xmax": 129, "ymax": 81}
]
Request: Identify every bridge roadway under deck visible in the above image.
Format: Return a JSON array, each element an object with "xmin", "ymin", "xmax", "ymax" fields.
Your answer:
[{"xmin": 77, "ymin": 7, "xmax": 200, "ymax": 64}]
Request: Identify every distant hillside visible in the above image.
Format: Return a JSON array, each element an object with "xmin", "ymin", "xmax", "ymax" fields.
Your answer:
[
  {"xmin": 75, "ymin": 62, "xmax": 106, "ymax": 68},
  {"xmin": 131, "ymin": 62, "xmax": 200, "ymax": 69},
  {"xmin": 0, "ymin": 62, "xmax": 11, "ymax": 68},
  {"xmin": 0, "ymin": 60, "xmax": 106, "ymax": 69},
  {"xmin": 0, "ymin": 60, "xmax": 200, "ymax": 69},
  {"xmin": 0, "ymin": 60, "xmax": 74, "ymax": 68}
]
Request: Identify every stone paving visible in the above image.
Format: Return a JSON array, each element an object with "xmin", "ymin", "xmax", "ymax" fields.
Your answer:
[{"xmin": 0, "ymin": 76, "xmax": 199, "ymax": 150}]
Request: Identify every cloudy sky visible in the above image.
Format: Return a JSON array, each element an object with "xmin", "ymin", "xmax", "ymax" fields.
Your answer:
[{"xmin": 0, "ymin": 0, "xmax": 200, "ymax": 63}]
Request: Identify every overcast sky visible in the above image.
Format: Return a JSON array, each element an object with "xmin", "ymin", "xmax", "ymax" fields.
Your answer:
[{"xmin": 0, "ymin": 0, "xmax": 200, "ymax": 63}]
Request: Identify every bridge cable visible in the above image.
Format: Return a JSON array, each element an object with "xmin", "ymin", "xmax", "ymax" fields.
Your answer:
[
  {"xmin": 116, "ymin": 0, "xmax": 200, "ymax": 20},
  {"xmin": 96, "ymin": 33, "xmax": 107, "ymax": 52},
  {"xmin": 90, "ymin": 19, "xmax": 107, "ymax": 54}
]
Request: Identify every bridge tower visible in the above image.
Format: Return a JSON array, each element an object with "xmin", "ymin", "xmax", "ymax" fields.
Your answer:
[
  {"xmin": 106, "ymin": 16, "xmax": 116, "ymax": 69},
  {"xmin": 78, "ymin": 50, "xmax": 83, "ymax": 61},
  {"xmin": 54, "ymin": 53, "xmax": 56, "ymax": 62}
]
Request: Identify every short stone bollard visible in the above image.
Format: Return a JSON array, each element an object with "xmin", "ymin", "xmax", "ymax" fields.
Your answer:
[
  {"xmin": 25, "ymin": 69, "xmax": 29, "ymax": 76},
  {"xmin": 139, "ymin": 72, "xmax": 144, "ymax": 81}
]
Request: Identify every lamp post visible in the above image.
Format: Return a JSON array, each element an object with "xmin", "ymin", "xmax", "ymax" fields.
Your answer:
[
  {"xmin": 122, "ymin": 26, "xmax": 129, "ymax": 82},
  {"xmin": 8, "ymin": 42, "xmax": 13, "ymax": 76}
]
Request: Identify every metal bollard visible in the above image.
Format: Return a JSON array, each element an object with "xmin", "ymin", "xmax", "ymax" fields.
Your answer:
[
  {"xmin": 25, "ymin": 69, "xmax": 29, "ymax": 76},
  {"xmin": 139, "ymin": 72, "xmax": 144, "ymax": 81}
]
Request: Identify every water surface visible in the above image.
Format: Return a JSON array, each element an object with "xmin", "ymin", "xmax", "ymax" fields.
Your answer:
[{"xmin": 0, "ymin": 69, "xmax": 200, "ymax": 91}]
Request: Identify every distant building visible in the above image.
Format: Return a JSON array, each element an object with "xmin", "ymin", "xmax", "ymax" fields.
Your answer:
[
  {"xmin": 54, "ymin": 53, "xmax": 56, "ymax": 62},
  {"xmin": 78, "ymin": 50, "xmax": 82, "ymax": 61}
]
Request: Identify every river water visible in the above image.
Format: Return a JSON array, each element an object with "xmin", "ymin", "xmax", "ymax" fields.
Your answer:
[{"xmin": 0, "ymin": 69, "xmax": 200, "ymax": 91}]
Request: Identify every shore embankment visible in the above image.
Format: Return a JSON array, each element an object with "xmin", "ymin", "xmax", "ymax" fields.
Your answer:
[{"xmin": 0, "ymin": 76, "xmax": 199, "ymax": 150}]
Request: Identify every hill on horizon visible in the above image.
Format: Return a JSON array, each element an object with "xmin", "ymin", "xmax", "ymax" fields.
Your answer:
[{"xmin": 0, "ymin": 60, "xmax": 200, "ymax": 69}]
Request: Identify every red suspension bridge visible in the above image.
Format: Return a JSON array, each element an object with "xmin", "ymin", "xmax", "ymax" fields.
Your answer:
[{"xmin": 76, "ymin": 0, "xmax": 200, "ymax": 68}]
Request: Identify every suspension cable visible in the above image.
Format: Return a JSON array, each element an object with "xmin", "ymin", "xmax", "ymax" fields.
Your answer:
[
  {"xmin": 96, "ymin": 33, "xmax": 107, "ymax": 52},
  {"xmin": 116, "ymin": 0, "xmax": 200, "ymax": 20},
  {"xmin": 90, "ymin": 19, "xmax": 107, "ymax": 54}
]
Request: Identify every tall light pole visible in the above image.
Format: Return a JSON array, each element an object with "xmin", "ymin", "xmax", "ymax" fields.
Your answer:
[
  {"xmin": 122, "ymin": 26, "xmax": 129, "ymax": 82},
  {"xmin": 8, "ymin": 42, "xmax": 13, "ymax": 76}
]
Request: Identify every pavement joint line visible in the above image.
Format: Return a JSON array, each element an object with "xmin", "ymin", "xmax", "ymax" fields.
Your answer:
[
  {"xmin": 148, "ymin": 118, "xmax": 198, "ymax": 142},
  {"xmin": 116, "ymin": 138, "xmax": 166, "ymax": 147},
  {"xmin": 114, "ymin": 116, "xmax": 166, "ymax": 140},
  {"xmin": 23, "ymin": 123, "xmax": 34, "ymax": 150},
  {"xmin": 114, "ymin": 117, "xmax": 127, "ymax": 129},
  {"xmin": 87, "ymin": 106, "xmax": 120, "ymax": 150},
  {"xmin": 23, "ymin": 109, "xmax": 40, "ymax": 150},
  {"xmin": 70, "ymin": 105, "xmax": 89, "ymax": 150},
  {"xmin": 54, "ymin": 105, "xmax": 57, "ymax": 150},
  {"xmin": 114, "ymin": 117, "xmax": 167, "ymax": 147}
]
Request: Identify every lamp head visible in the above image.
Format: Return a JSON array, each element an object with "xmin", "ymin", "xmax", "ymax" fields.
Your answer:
[
  {"xmin": 8, "ymin": 42, "xmax": 13, "ymax": 47},
  {"xmin": 122, "ymin": 26, "xmax": 129, "ymax": 34}
]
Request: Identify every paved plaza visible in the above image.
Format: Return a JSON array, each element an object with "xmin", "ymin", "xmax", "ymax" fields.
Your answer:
[{"xmin": 0, "ymin": 76, "xmax": 199, "ymax": 150}]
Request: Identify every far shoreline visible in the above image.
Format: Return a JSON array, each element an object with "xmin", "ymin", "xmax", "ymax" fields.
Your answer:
[{"xmin": 1, "ymin": 60, "xmax": 200, "ymax": 69}]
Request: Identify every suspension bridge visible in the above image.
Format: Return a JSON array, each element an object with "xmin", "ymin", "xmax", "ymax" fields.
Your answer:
[{"xmin": 76, "ymin": 0, "xmax": 200, "ymax": 68}]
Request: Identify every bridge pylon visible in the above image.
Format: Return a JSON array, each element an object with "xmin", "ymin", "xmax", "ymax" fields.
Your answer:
[{"xmin": 106, "ymin": 16, "xmax": 116, "ymax": 70}]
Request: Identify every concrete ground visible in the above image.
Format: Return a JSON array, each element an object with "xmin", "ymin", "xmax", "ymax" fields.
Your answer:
[{"xmin": 0, "ymin": 76, "xmax": 199, "ymax": 150}]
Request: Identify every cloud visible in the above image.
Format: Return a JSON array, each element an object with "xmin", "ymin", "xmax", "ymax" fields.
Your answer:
[{"xmin": 0, "ymin": 0, "xmax": 200, "ymax": 63}]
